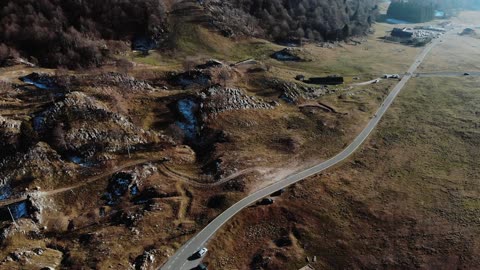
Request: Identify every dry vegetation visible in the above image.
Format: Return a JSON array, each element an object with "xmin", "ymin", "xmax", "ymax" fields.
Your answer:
[
  {"xmin": 207, "ymin": 76, "xmax": 480, "ymax": 270},
  {"xmin": 0, "ymin": 20, "xmax": 405, "ymax": 268},
  {"xmin": 1, "ymin": 3, "xmax": 477, "ymax": 269}
]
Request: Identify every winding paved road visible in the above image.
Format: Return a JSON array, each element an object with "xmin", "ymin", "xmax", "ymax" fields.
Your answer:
[{"xmin": 160, "ymin": 37, "xmax": 442, "ymax": 270}]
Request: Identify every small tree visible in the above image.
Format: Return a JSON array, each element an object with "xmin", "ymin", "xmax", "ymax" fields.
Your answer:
[
  {"xmin": 167, "ymin": 123, "xmax": 185, "ymax": 144},
  {"xmin": 51, "ymin": 123, "xmax": 67, "ymax": 152},
  {"xmin": 0, "ymin": 80, "xmax": 11, "ymax": 93},
  {"xmin": 19, "ymin": 122, "xmax": 38, "ymax": 151},
  {"xmin": 182, "ymin": 57, "xmax": 198, "ymax": 71},
  {"xmin": 55, "ymin": 68, "xmax": 72, "ymax": 92},
  {"xmin": 116, "ymin": 58, "xmax": 134, "ymax": 75},
  {"xmin": 218, "ymin": 68, "xmax": 231, "ymax": 87}
]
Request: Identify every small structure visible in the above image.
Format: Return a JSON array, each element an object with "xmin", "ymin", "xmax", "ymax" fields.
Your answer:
[
  {"xmin": 388, "ymin": 26, "xmax": 443, "ymax": 46},
  {"xmin": 271, "ymin": 48, "xmax": 302, "ymax": 61},
  {"xmin": 383, "ymin": 74, "xmax": 400, "ymax": 79},
  {"xmin": 391, "ymin": 28, "xmax": 414, "ymax": 39},
  {"xmin": 295, "ymin": 74, "xmax": 305, "ymax": 81},
  {"xmin": 306, "ymin": 76, "xmax": 344, "ymax": 85},
  {"xmin": 131, "ymin": 37, "xmax": 158, "ymax": 54},
  {"xmin": 460, "ymin": 28, "xmax": 476, "ymax": 36},
  {"xmin": 196, "ymin": 59, "xmax": 223, "ymax": 69},
  {"xmin": 434, "ymin": 10, "xmax": 445, "ymax": 19}
]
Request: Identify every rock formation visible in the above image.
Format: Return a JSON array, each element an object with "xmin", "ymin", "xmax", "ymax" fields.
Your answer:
[{"xmin": 200, "ymin": 86, "xmax": 276, "ymax": 117}]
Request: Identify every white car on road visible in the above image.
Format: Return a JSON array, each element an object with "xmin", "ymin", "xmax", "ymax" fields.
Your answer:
[{"xmin": 195, "ymin": 248, "xmax": 208, "ymax": 258}]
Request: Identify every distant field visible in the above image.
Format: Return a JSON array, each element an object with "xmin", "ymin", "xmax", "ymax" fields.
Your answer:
[
  {"xmin": 131, "ymin": 21, "xmax": 421, "ymax": 80},
  {"xmin": 454, "ymin": 10, "xmax": 480, "ymax": 25},
  {"xmin": 419, "ymin": 11, "xmax": 480, "ymax": 72},
  {"xmin": 420, "ymin": 30, "xmax": 480, "ymax": 72}
]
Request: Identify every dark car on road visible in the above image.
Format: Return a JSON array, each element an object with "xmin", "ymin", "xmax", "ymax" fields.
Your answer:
[
  {"xmin": 271, "ymin": 189, "xmax": 286, "ymax": 197},
  {"xmin": 257, "ymin": 198, "xmax": 274, "ymax": 205},
  {"xmin": 188, "ymin": 248, "xmax": 208, "ymax": 261},
  {"xmin": 191, "ymin": 264, "xmax": 208, "ymax": 270}
]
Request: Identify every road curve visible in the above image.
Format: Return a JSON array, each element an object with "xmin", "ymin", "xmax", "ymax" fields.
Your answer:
[{"xmin": 160, "ymin": 37, "xmax": 442, "ymax": 270}]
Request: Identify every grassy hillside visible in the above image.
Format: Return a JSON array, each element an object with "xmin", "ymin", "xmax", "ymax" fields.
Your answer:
[{"xmin": 207, "ymin": 76, "xmax": 480, "ymax": 269}]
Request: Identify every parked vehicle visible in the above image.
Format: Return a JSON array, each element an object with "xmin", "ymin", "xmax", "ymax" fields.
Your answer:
[
  {"xmin": 258, "ymin": 198, "xmax": 274, "ymax": 205},
  {"xmin": 195, "ymin": 248, "xmax": 208, "ymax": 258},
  {"xmin": 192, "ymin": 263, "xmax": 208, "ymax": 270},
  {"xmin": 383, "ymin": 74, "xmax": 400, "ymax": 79},
  {"xmin": 271, "ymin": 189, "xmax": 286, "ymax": 197}
]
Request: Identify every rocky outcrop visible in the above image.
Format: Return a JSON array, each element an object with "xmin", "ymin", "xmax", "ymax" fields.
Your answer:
[
  {"xmin": 0, "ymin": 116, "xmax": 22, "ymax": 150},
  {"xmin": 271, "ymin": 48, "xmax": 311, "ymax": 62},
  {"xmin": 103, "ymin": 164, "xmax": 158, "ymax": 205},
  {"xmin": 200, "ymin": 86, "xmax": 276, "ymax": 116},
  {"xmin": 266, "ymin": 79, "xmax": 336, "ymax": 104},
  {"xmin": 83, "ymin": 72, "xmax": 154, "ymax": 92},
  {"xmin": 167, "ymin": 70, "xmax": 211, "ymax": 89},
  {"xmin": 133, "ymin": 249, "xmax": 157, "ymax": 270},
  {"xmin": 34, "ymin": 92, "xmax": 171, "ymax": 156},
  {"xmin": 0, "ymin": 116, "xmax": 21, "ymax": 131},
  {"xmin": 0, "ymin": 142, "xmax": 75, "ymax": 188},
  {"xmin": 0, "ymin": 246, "xmax": 62, "ymax": 269}
]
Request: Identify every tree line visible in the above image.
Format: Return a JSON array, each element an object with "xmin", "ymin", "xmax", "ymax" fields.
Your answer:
[
  {"xmin": 208, "ymin": 0, "xmax": 378, "ymax": 42},
  {"xmin": 387, "ymin": 0, "xmax": 480, "ymax": 23},
  {"xmin": 0, "ymin": 0, "xmax": 382, "ymax": 68},
  {"xmin": 387, "ymin": 1, "xmax": 435, "ymax": 23},
  {"xmin": 0, "ymin": 0, "xmax": 167, "ymax": 68}
]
